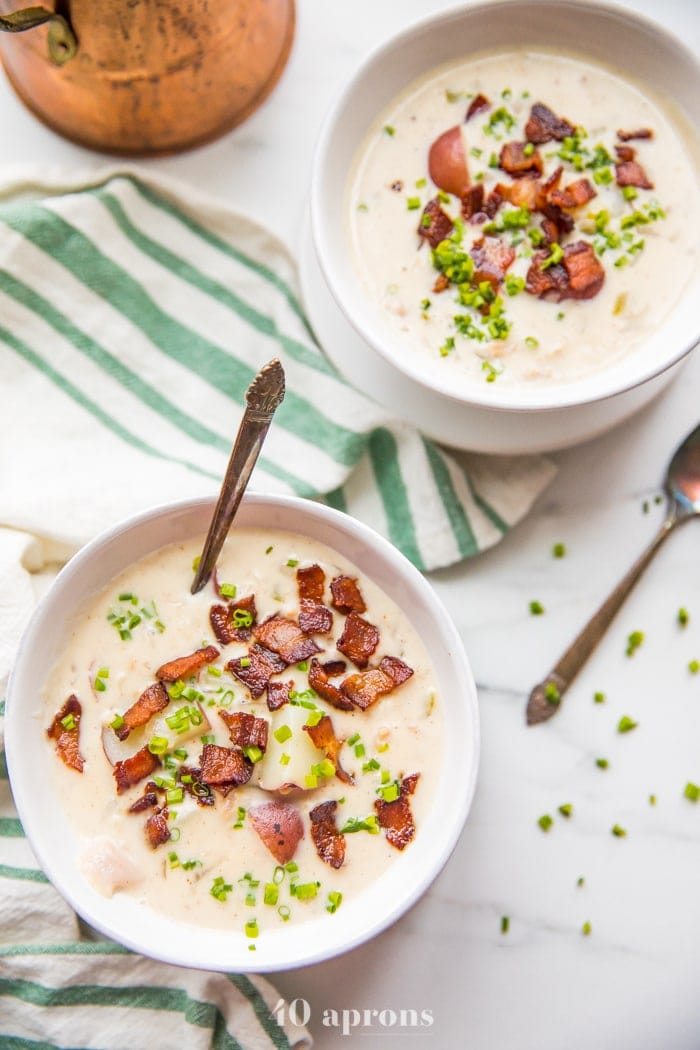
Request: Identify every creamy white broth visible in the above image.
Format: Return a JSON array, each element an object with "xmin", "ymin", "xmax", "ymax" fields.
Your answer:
[
  {"xmin": 348, "ymin": 50, "xmax": 700, "ymax": 387},
  {"xmin": 44, "ymin": 528, "xmax": 442, "ymax": 943}
]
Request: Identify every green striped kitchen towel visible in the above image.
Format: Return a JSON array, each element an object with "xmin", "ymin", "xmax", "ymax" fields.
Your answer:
[{"xmin": 0, "ymin": 167, "xmax": 553, "ymax": 1049}]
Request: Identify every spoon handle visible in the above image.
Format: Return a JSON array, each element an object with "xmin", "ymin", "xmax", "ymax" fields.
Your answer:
[
  {"xmin": 191, "ymin": 359, "xmax": 286, "ymax": 595},
  {"xmin": 526, "ymin": 513, "xmax": 678, "ymax": 725}
]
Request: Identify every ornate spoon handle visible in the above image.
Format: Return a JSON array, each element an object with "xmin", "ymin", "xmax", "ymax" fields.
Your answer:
[{"xmin": 191, "ymin": 359, "xmax": 285, "ymax": 594}]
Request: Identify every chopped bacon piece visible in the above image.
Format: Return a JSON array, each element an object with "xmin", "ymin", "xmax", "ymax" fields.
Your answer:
[
  {"xmin": 308, "ymin": 658, "xmax": 354, "ymax": 711},
  {"xmin": 471, "ymin": 236, "xmax": 516, "ymax": 289},
  {"xmin": 617, "ymin": 127, "xmax": 653, "ymax": 142},
  {"xmin": 540, "ymin": 218, "xmax": 560, "ymax": 245},
  {"xmin": 615, "ymin": 144, "xmax": 636, "ymax": 163},
  {"xmin": 310, "ymin": 800, "xmax": 345, "ymax": 869},
  {"xmin": 433, "ymin": 272, "xmax": 450, "ymax": 293},
  {"xmin": 179, "ymin": 766, "xmax": 215, "ymax": 807},
  {"xmin": 113, "ymin": 745, "xmax": 160, "ymax": 795},
  {"xmin": 249, "ymin": 801, "xmax": 304, "ymax": 864},
  {"xmin": 253, "ymin": 614, "xmax": 321, "ymax": 665},
  {"xmin": 525, "ymin": 251, "xmax": 570, "ymax": 302},
  {"xmin": 115, "ymin": 681, "xmax": 169, "ymax": 741},
  {"xmin": 484, "ymin": 185, "xmax": 504, "ymax": 218},
  {"xmin": 499, "ymin": 141, "xmax": 543, "ymax": 178},
  {"xmin": 499, "ymin": 177, "xmax": 540, "ymax": 211},
  {"xmin": 336, "ymin": 612, "xmax": 379, "ymax": 669},
  {"xmin": 266, "ymin": 679, "xmax": 293, "ymax": 711},
  {"xmin": 390, "ymin": 179, "xmax": 403, "ymax": 192},
  {"xmin": 128, "ymin": 782, "xmax": 159, "ymax": 813},
  {"xmin": 549, "ymin": 177, "xmax": 596, "ymax": 210},
  {"xmin": 330, "ymin": 576, "xmax": 367, "ymax": 615},
  {"xmin": 428, "ymin": 127, "xmax": 470, "ymax": 198},
  {"xmin": 340, "ymin": 655, "xmax": 413, "ymax": 710},
  {"xmin": 219, "ymin": 710, "xmax": 268, "ymax": 752},
  {"xmin": 466, "ymin": 93, "xmax": 490, "ymax": 120},
  {"xmin": 562, "ymin": 240, "xmax": 605, "ymax": 300},
  {"xmin": 303, "ymin": 714, "xmax": 354, "ymax": 785},
  {"xmin": 47, "ymin": 694, "xmax": 84, "ymax": 773},
  {"xmin": 525, "ymin": 102, "xmax": 574, "ymax": 144},
  {"xmin": 536, "ymin": 164, "xmax": 563, "ymax": 203},
  {"xmin": 145, "ymin": 807, "xmax": 170, "ymax": 848},
  {"xmin": 297, "ymin": 564, "xmax": 325, "ymax": 604},
  {"xmin": 209, "ymin": 595, "xmax": 257, "ymax": 645},
  {"xmin": 228, "ymin": 644, "xmax": 287, "ymax": 699},
  {"xmin": 155, "ymin": 645, "xmax": 219, "ymax": 682},
  {"xmin": 615, "ymin": 160, "xmax": 653, "ymax": 189},
  {"xmin": 374, "ymin": 773, "xmax": 420, "ymax": 850},
  {"xmin": 417, "ymin": 198, "xmax": 455, "ymax": 249},
  {"xmin": 461, "ymin": 183, "xmax": 485, "ymax": 220},
  {"xmin": 321, "ymin": 660, "xmax": 346, "ymax": 677},
  {"xmin": 198, "ymin": 743, "xmax": 252, "ymax": 787},
  {"xmin": 299, "ymin": 602, "xmax": 333, "ymax": 635}
]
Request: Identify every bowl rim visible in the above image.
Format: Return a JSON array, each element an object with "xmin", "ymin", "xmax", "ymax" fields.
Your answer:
[
  {"xmin": 310, "ymin": 0, "xmax": 700, "ymax": 413},
  {"xmin": 5, "ymin": 493, "xmax": 480, "ymax": 973}
]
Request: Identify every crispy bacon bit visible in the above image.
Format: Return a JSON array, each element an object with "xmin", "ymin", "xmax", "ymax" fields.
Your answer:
[
  {"xmin": 199, "ymin": 743, "xmax": 252, "ymax": 787},
  {"xmin": 465, "ymin": 92, "xmax": 490, "ymax": 121},
  {"xmin": 128, "ymin": 782, "xmax": 159, "ymax": 813},
  {"xmin": 115, "ymin": 681, "xmax": 169, "ymax": 741},
  {"xmin": 417, "ymin": 198, "xmax": 455, "ymax": 249},
  {"xmin": 390, "ymin": 179, "xmax": 403, "ymax": 192},
  {"xmin": 433, "ymin": 272, "xmax": 450, "ymax": 294},
  {"xmin": 303, "ymin": 714, "xmax": 354, "ymax": 785},
  {"xmin": 47, "ymin": 695, "xmax": 84, "ymax": 773},
  {"xmin": 249, "ymin": 801, "xmax": 304, "ymax": 863},
  {"xmin": 428, "ymin": 127, "xmax": 470, "ymax": 198},
  {"xmin": 617, "ymin": 127, "xmax": 653, "ymax": 142},
  {"xmin": 298, "ymin": 601, "xmax": 333, "ymax": 636},
  {"xmin": 461, "ymin": 183, "xmax": 485, "ymax": 220},
  {"xmin": 340, "ymin": 655, "xmax": 414, "ymax": 711},
  {"xmin": 209, "ymin": 595, "xmax": 257, "ymax": 645},
  {"xmin": 499, "ymin": 177, "xmax": 540, "ymax": 211},
  {"xmin": 310, "ymin": 800, "xmax": 345, "ymax": 869},
  {"xmin": 145, "ymin": 807, "xmax": 170, "ymax": 848},
  {"xmin": 322, "ymin": 660, "xmax": 346, "ymax": 677},
  {"xmin": 113, "ymin": 745, "xmax": 161, "ymax": 795},
  {"xmin": 266, "ymin": 679, "xmax": 293, "ymax": 711},
  {"xmin": 336, "ymin": 612, "xmax": 380, "ymax": 669},
  {"xmin": 562, "ymin": 240, "xmax": 606, "ymax": 299},
  {"xmin": 471, "ymin": 236, "xmax": 516, "ymax": 289},
  {"xmin": 374, "ymin": 773, "xmax": 420, "ymax": 850},
  {"xmin": 540, "ymin": 218, "xmax": 560, "ymax": 245},
  {"xmin": 308, "ymin": 658, "xmax": 354, "ymax": 711},
  {"xmin": 525, "ymin": 102, "xmax": 574, "ymax": 144},
  {"xmin": 253, "ymin": 613, "xmax": 322, "ymax": 665},
  {"xmin": 297, "ymin": 564, "xmax": 325, "ymax": 604},
  {"xmin": 156, "ymin": 645, "xmax": 219, "ymax": 682},
  {"xmin": 615, "ymin": 144, "xmax": 636, "ymax": 163},
  {"xmin": 219, "ymin": 710, "xmax": 268, "ymax": 752},
  {"xmin": 330, "ymin": 576, "xmax": 367, "ymax": 615},
  {"xmin": 526, "ymin": 241, "xmax": 604, "ymax": 302},
  {"xmin": 228, "ymin": 644, "xmax": 286, "ymax": 699},
  {"xmin": 499, "ymin": 141, "xmax": 543, "ymax": 178},
  {"xmin": 179, "ymin": 766, "xmax": 215, "ymax": 806},
  {"xmin": 484, "ymin": 186, "xmax": 504, "ymax": 218},
  {"xmin": 549, "ymin": 177, "xmax": 596, "ymax": 210},
  {"xmin": 615, "ymin": 160, "xmax": 653, "ymax": 189}
]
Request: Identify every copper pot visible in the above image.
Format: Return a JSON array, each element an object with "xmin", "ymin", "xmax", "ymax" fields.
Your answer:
[{"xmin": 0, "ymin": 0, "xmax": 295, "ymax": 154}]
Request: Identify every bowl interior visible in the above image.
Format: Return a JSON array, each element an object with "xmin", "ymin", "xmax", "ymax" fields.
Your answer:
[
  {"xmin": 311, "ymin": 0, "xmax": 700, "ymax": 411},
  {"xmin": 5, "ymin": 495, "xmax": 479, "ymax": 973}
]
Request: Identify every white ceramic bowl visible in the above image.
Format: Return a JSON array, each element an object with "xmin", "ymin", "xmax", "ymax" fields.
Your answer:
[
  {"xmin": 5, "ymin": 494, "xmax": 479, "ymax": 973},
  {"xmin": 310, "ymin": 0, "xmax": 700, "ymax": 453}
]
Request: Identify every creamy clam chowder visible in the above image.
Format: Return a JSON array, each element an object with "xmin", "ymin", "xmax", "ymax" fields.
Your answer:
[
  {"xmin": 348, "ymin": 50, "xmax": 700, "ymax": 386},
  {"xmin": 44, "ymin": 528, "xmax": 442, "ymax": 947}
]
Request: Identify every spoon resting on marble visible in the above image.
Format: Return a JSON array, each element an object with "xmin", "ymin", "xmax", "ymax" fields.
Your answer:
[
  {"xmin": 191, "ymin": 358, "xmax": 285, "ymax": 595},
  {"xmin": 526, "ymin": 421, "xmax": 700, "ymax": 725}
]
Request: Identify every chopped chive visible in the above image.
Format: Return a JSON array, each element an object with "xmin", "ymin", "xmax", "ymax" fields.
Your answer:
[
  {"xmin": 689, "ymin": 660, "xmax": 699, "ymax": 675},
  {"xmin": 581, "ymin": 921, "xmax": 592, "ymax": 936},
  {"xmin": 280, "ymin": 753, "xmax": 291, "ymax": 766},
  {"xmin": 406, "ymin": 196, "xmax": 421, "ymax": 210},
  {"xmin": 274, "ymin": 724, "xmax": 292, "ymax": 744},
  {"xmin": 617, "ymin": 715, "xmax": 638, "ymax": 734},
  {"xmin": 544, "ymin": 683, "xmax": 560, "ymax": 705},
  {"xmin": 264, "ymin": 883, "xmax": 279, "ymax": 906},
  {"xmin": 354, "ymin": 743, "xmax": 366, "ymax": 758},
  {"xmin": 244, "ymin": 919, "xmax": 259, "ymax": 938},
  {"xmin": 625, "ymin": 630, "xmax": 644, "ymax": 657},
  {"xmin": 148, "ymin": 736, "xmax": 169, "ymax": 755},
  {"xmin": 593, "ymin": 691, "xmax": 606, "ymax": 704},
  {"xmin": 304, "ymin": 709, "xmax": 324, "ymax": 728},
  {"xmin": 558, "ymin": 803, "xmax": 573, "ymax": 818},
  {"xmin": 678, "ymin": 607, "xmax": 689, "ymax": 628},
  {"xmin": 538, "ymin": 814, "xmax": 553, "ymax": 832},
  {"xmin": 529, "ymin": 600, "xmax": 545, "ymax": 616},
  {"xmin": 60, "ymin": 713, "xmax": 76, "ymax": 731},
  {"xmin": 383, "ymin": 125, "xmax": 395, "ymax": 137},
  {"xmin": 110, "ymin": 713, "xmax": 125, "ymax": 731},
  {"xmin": 500, "ymin": 915, "xmax": 510, "ymax": 934},
  {"xmin": 243, "ymin": 746, "xmax": 263, "ymax": 764},
  {"xmin": 611, "ymin": 824, "xmax": 627, "ymax": 837},
  {"xmin": 577, "ymin": 876, "xmax": 585, "ymax": 887},
  {"xmin": 327, "ymin": 891, "xmax": 343, "ymax": 914},
  {"xmin": 684, "ymin": 782, "xmax": 700, "ymax": 802},
  {"xmin": 552, "ymin": 542, "xmax": 566, "ymax": 558},
  {"xmin": 596, "ymin": 757, "xmax": 609, "ymax": 769}
]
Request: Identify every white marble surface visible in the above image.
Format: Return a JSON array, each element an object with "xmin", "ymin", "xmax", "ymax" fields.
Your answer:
[{"xmin": 3, "ymin": 1, "xmax": 700, "ymax": 1047}]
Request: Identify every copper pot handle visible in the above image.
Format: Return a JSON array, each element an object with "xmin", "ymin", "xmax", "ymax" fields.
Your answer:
[{"xmin": 0, "ymin": 5, "xmax": 77, "ymax": 65}]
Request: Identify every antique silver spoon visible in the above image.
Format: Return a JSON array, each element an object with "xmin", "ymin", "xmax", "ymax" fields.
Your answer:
[
  {"xmin": 527, "ymin": 421, "xmax": 700, "ymax": 725},
  {"xmin": 191, "ymin": 358, "xmax": 285, "ymax": 594}
]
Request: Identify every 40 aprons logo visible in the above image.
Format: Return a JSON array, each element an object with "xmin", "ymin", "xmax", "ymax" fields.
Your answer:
[{"xmin": 273, "ymin": 997, "xmax": 434, "ymax": 1037}]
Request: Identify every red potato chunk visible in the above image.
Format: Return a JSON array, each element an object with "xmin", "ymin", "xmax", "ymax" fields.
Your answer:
[
  {"xmin": 330, "ymin": 576, "xmax": 367, "ymax": 615},
  {"xmin": 253, "ymin": 614, "xmax": 321, "ymax": 665},
  {"xmin": 155, "ymin": 645, "xmax": 219, "ymax": 682},
  {"xmin": 310, "ymin": 800, "xmax": 346, "ymax": 869},
  {"xmin": 209, "ymin": 595, "xmax": 257, "ymax": 645},
  {"xmin": 249, "ymin": 801, "xmax": 304, "ymax": 864},
  {"xmin": 113, "ymin": 745, "xmax": 161, "ymax": 795},
  {"xmin": 199, "ymin": 744, "xmax": 252, "ymax": 787},
  {"xmin": 219, "ymin": 710, "xmax": 268, "ymax": 752},
  {"xmin": 47, "ymin": 694, "xmax": 84, "ymax": 773},
  {"xmin": 227, "ymin": 644, "xmax": 287, "ymax": 699},
  {"xmin": 374, "ymin": 773, "xmax": 420, "ymax": 850},
  {"xmin": 115, "ymin": 681, "xmax": 169, "ymax": 741},
  {"xmin": 428, "ymin": 126, "xmax": 470, "ymax": 198},
  {"xmin": 336, "ymin": 612, "xmax": 379, "ymax": 669}
]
